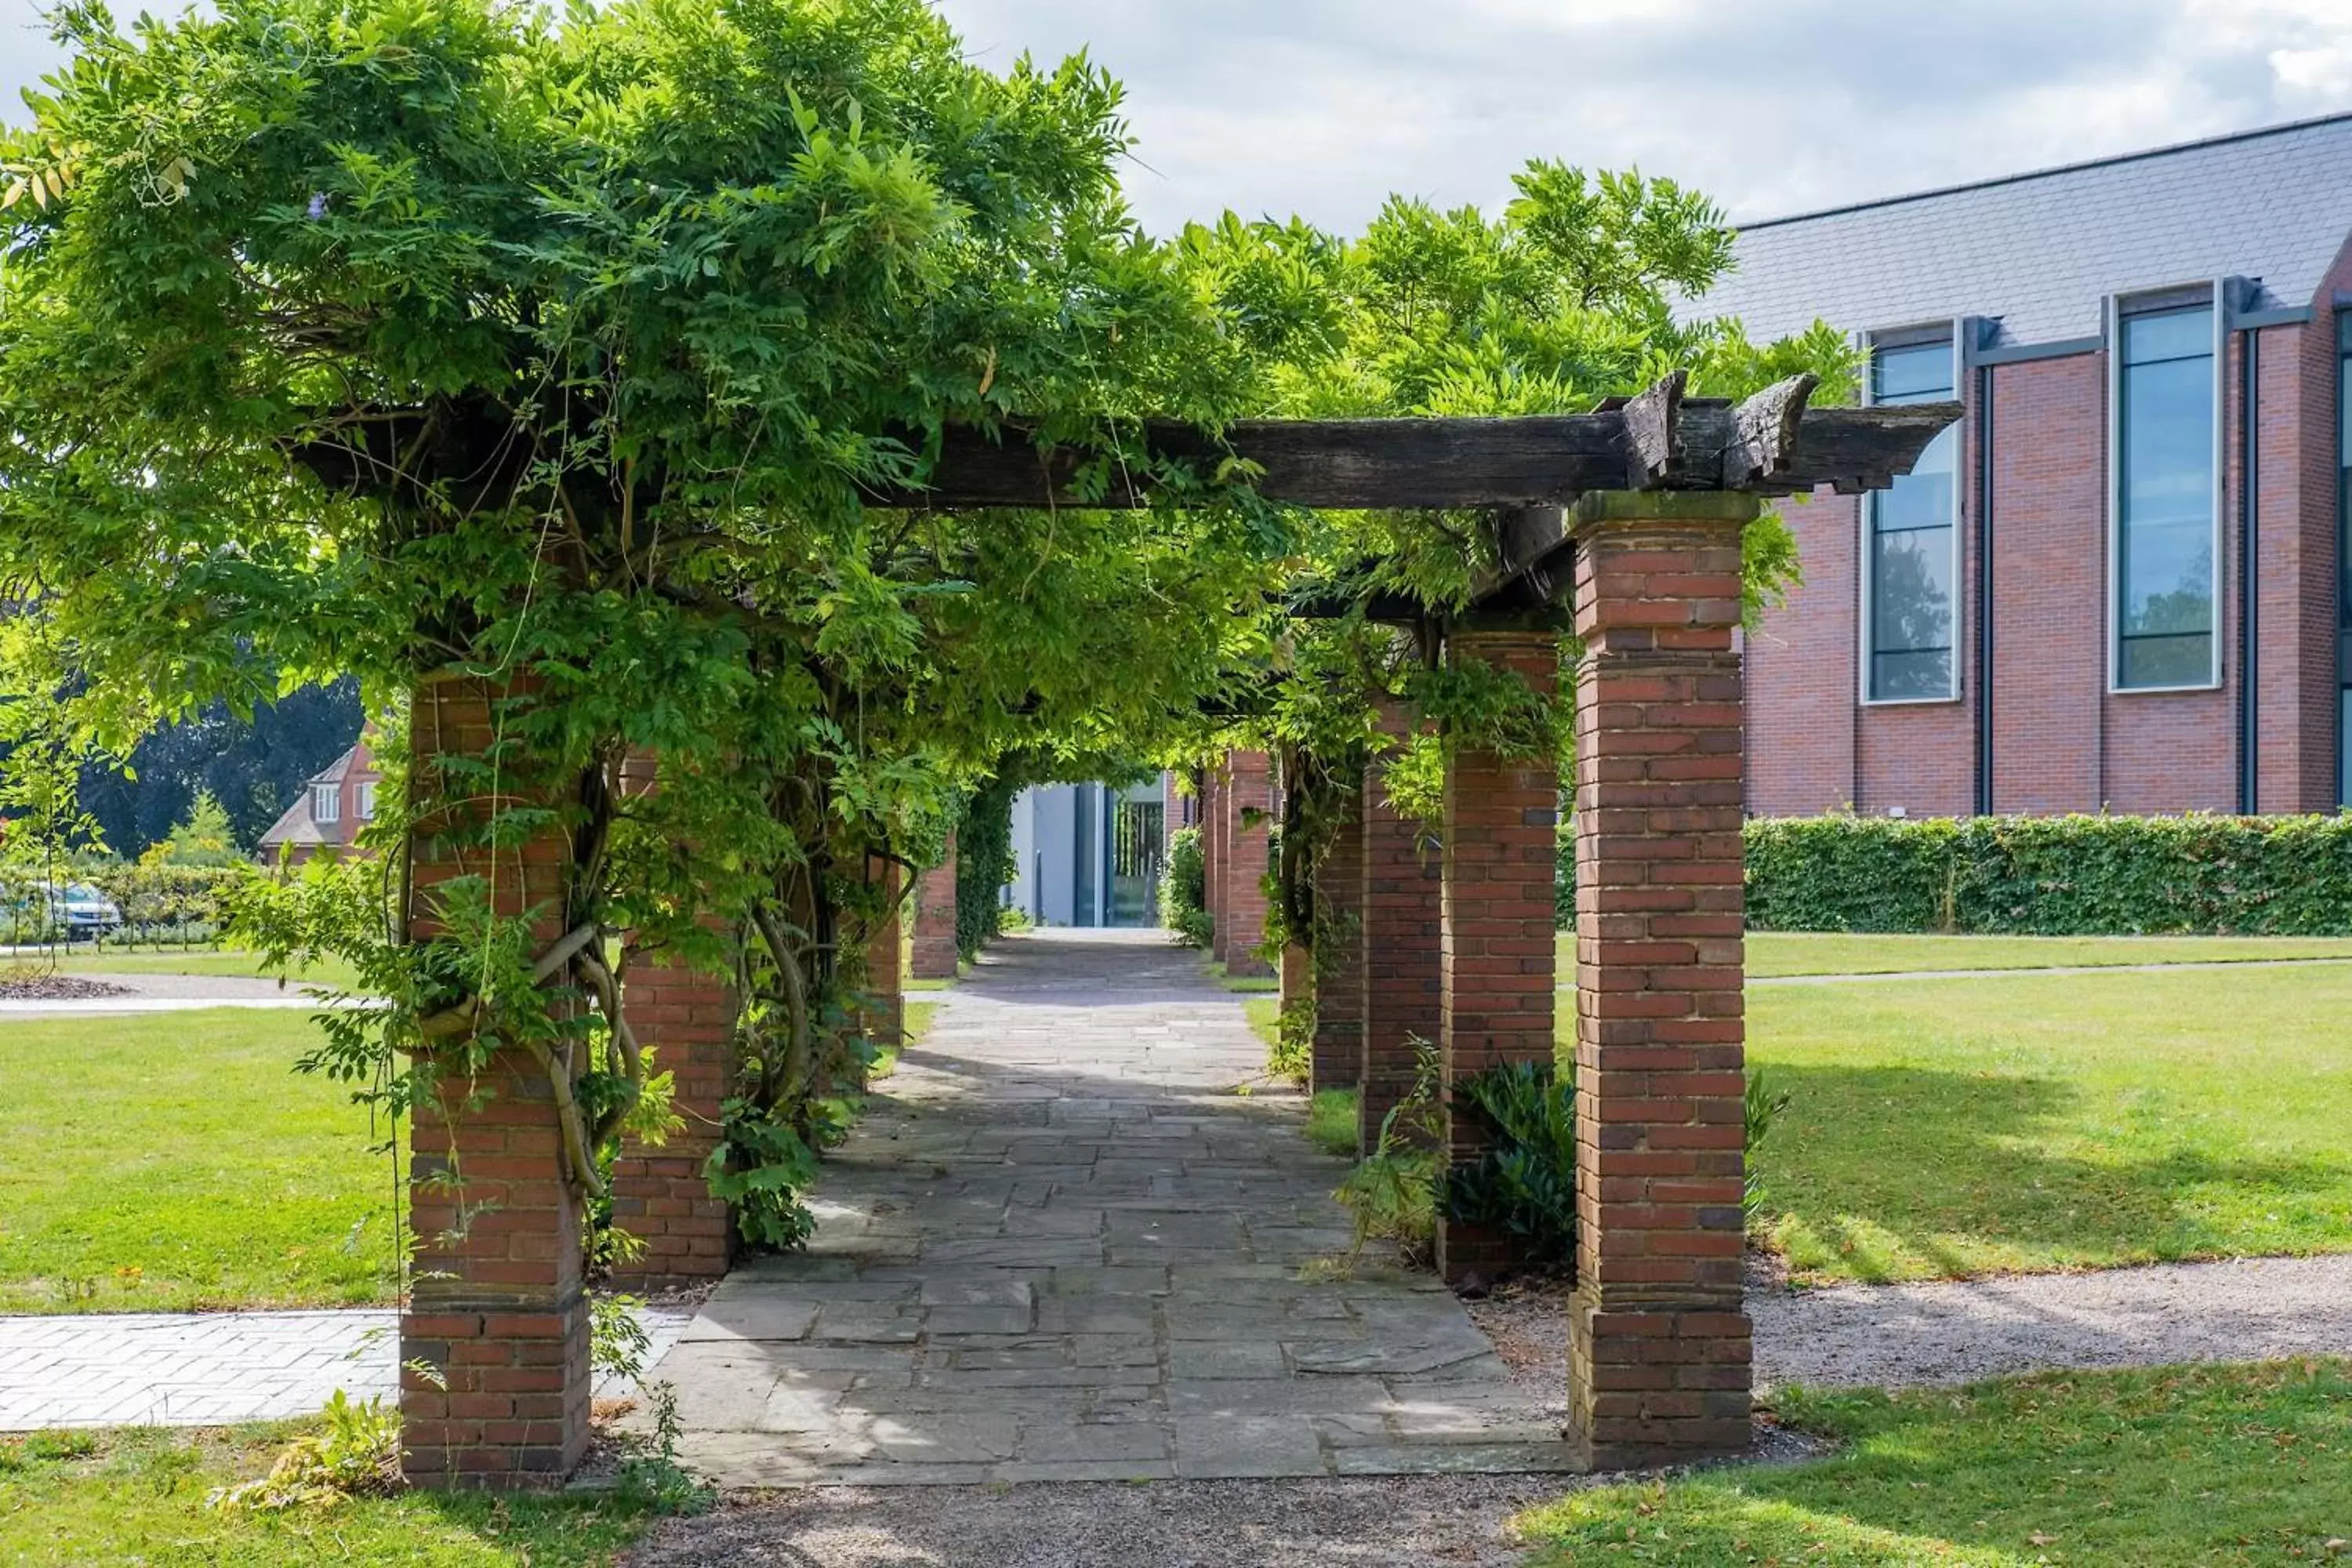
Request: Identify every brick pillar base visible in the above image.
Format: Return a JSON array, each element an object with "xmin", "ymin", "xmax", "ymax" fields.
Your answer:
[
  {"xmin": 910, "ymin": 832, "xmax": 960, "ymax": 979},
  {"xmin": 1309, "ymin": 769, "xmax": 1366, "ymax": 1098},
  {"xmin": 1568, "ymin": 492, "xmax": 1756, "ymax": 1468},
  {"xmin": 1435, "ymin": 626, "xmax": 1560, "ymax": 1284},
  {"xmin": 400, "ymin": 674, "xmax": 590, "ymax": 1489},
  {"xmin": 609, "ymin": 946, "xmax": 737, "ymax": 1290},
  {"xmin": 1360, "ymin": 706, "xmax": 1442, "ymax": 1152},
  {"xmin": 1223, "ymin": 750, "xmax": 1275, "ymax": 979}
]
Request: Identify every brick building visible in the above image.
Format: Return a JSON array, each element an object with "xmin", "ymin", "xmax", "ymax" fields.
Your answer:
[
  {"xmin": 1700, "ymin": 112, "xmax": 2352, "ymax": 817},
  {"xmin": 256, "ymin": 740, "xmax": 380, "ymax": 862}
]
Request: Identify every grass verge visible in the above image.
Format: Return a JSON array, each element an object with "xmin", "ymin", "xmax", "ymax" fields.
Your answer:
[
  {"xmin": 1515, "ymin": 1359, "xmax": 2352, "ymax": 1567},
  {"xmin": 0, "ymin": 1009, "xmax": 397, "ymax": 1313},
  {"xmin": 1552, "ymin": 930, "xmax": 2352, "ymax": 980},
  {"xmin": 23, "ymin": 946, "xmax": 365, "ymax": 987},
  {"xmin": 0, "ymin": 1422, "xmax": 655, "ymax": 1565},
  {"xmin": 1745, "ymin": 964, "xmax": 2352, "ymax": 1283},
  {"xmin": 1306, "ymin": 1087, "xmax": 1359, "ymax": 1156}
]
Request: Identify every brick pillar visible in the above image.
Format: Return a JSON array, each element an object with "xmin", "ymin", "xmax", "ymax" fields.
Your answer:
[
  {"xmin": 1434, "ymin": 627, "xmax": 1561, "ymax": 1284},
  {"xmin": 1309, "ymin": 765, "xmax": 1366, "ymax": 1096},
  {"xmin": 609, "ymin": 942, "xmax": 738, "ymax": 1291},
  {"xmin": 1204, "ymin": 761, "xmax": 1229, "ymax": 961},
  {"xmin": 1223, "ymin": 750, "xmax": 1274, "ymax": 979},
  {"xmin": 860, "ymin": 858, "xmax": 905, "ymax": 1060},
  {"xmin": 910, "ymin": 832, "xmax": 960, "ymax": 980},
  {"xmin": 1359, "ymin": 703, "xmax": 1443, "ymax": 1152},
  {"xmin": 1568, "ymin": 491, "xmax": 1756, "ymax": 1469},
  {"xmin": 400, "ymin": 675, "xmax": 590, "ymax": 1489},
  {"xmin": 605, "ymin": 751, "xmax": 739, "ymax": 1291}
]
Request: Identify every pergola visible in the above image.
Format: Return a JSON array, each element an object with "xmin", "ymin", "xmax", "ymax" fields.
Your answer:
[{"xmin": 372, "ymin": 371, "xmax": 1955, "ymax": 1485}]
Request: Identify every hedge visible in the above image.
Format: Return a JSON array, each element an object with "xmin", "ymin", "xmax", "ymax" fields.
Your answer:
[{"xmin": 1555, "ymin": 814, "xmax": 2352, "ymax": 935}]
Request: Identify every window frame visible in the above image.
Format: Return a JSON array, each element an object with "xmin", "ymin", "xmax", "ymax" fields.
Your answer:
[
  {"xmin": 354, "ymin": 781, "xmax": 376, "ymax": 821},
  {"xmin": 2107, "ymin": 283, "xmax": 2225, "ymax": 695},
  {"xmin": 1857, "ymin": 321, "xmax": 1965, "ymax": 707},
  {"xmin": 312, "ymin": 782, "xmax": 341, "ymax": 826}
]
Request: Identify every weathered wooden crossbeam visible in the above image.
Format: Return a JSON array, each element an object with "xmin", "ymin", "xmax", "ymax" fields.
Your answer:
[{"xmin": 877, "ymin": 374, "xmax": 1958, "ymax": 512}]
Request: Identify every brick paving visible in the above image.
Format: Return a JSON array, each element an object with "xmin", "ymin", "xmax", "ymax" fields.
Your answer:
[
  {"xmin": 636, "ymin": 929, "xmax": 1581, "ymax": 1489},
  {"xmin": 0, "ymin": 1308, "xmax": 688, "ymax": 1431}
]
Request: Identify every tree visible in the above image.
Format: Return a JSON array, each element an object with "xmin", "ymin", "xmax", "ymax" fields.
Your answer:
[{"xmin": 153, "ymin": 789, "xmax": 242, "ymax": 867}]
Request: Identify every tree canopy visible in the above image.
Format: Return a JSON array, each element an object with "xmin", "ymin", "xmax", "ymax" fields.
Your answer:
[{"xmin": 0, "ymin": 0, "xmax": 1853, "ymax": 1242}]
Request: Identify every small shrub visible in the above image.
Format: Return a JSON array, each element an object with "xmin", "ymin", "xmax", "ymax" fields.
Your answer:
[
  {"xmin": 703, "ymin": 1098, "xmax": 820, "ymax": 1251},
  {"xmin": 1161, "ymin": 825, "xmax": 1212, "ymax": 947},
  {"xmin": 1743, "ymin": 1068, "xmax": 1794, "ymax": 1225},
  {"xmin": 1334, "ymin": 1037, "xmax": 1441, "ymax": 1265},
  {"xmin": 1266, "ymin": 996, "xmax": 1314, "ymax": 1084},
  {"xmin": 591, "ymin": 1292, "xmax": 652, "ymax": 1386},
  {"xmin": 207, "ymin": 1389, "xmax": 399, "ymax": 1512},
  {"xmin": 1443, "ymin": 1059, "xmax": 1578, "ymax": 1270}
]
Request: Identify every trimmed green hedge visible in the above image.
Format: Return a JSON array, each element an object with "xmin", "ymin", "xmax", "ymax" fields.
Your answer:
[{"xmin": 1555, "ymin": 814, "xmax": 2352, "ymax": 935}]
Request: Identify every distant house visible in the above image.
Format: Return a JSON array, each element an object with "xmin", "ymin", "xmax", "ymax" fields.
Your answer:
[{"xmin": 257, "ymin": 741, "xmax": 380, "ymax": 863}]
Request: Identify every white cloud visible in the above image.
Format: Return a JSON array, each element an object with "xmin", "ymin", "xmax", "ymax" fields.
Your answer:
[{"xmin": 5, "ymin": 0, "xmax": 2350, "ymax": 234}]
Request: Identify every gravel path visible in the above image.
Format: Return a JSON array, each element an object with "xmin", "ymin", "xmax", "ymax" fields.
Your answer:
[
  {"xmin": 0, "ymin": 971, "xmax": 372, "ymax": 1018},
  {"xmin": 1748, "ymin": 955, "xmax": 2352, "ymax": 986},
  {"xmin": 1750, "ymin": 1253, "xmax": 2352, "ymax": 1388}
]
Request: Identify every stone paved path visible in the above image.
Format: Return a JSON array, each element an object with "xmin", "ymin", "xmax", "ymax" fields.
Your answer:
[
  {"xmin": 640, "ymin": 929, "xmax": 1579, "ymax": 1488},
  {"xmin": 0, "ymin": 1308, "xmax": 688, "ymax": 1430}
]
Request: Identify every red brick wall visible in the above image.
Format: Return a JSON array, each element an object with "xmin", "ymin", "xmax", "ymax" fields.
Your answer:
[
  {"xmin": 909, "ymin": 832, "xmax": 959, "ymax": 980},
  {"xmin": 1221, "ymin": 750, "xmax": 1275, "ymax": 979},
  {"xmin": 1310, "ymin": 771, "xmax": 1367, "ymax": 1102},
  {"xmin": 1566, "ymin": 494, "xmax": 1754, "ymax": 1468},
  {"xmin": 400, "ymin": 675, "xmax": 590, "ymax": 1489},
  {"xmin": 1436, "ymin": 628, "xmax": 1561, "ymax": 1284},
  {"xmin": 611, "ymin": 946, "xmax": 737, "ymax": 1290},
  {"xmin": 1359, "ymin": 702, "xmax": 1443, "ymax": 1152},
  {"xmin": 1746, "ymin": 495, "xmax": 1857, "ymax": 814},
  {"xmin": 1750, "ymin": 285, "xmax": 2351, "ymax": 819}
]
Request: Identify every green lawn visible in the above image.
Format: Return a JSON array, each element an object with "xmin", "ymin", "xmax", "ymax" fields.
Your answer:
[
  {"xmin": 14, "ymin": 946, "xmax": 365, "ymax": 988},
  {"xmin": 1548, "ymin": 929, "xmax": 2352, "ymax": 980},
  {"xmin": 1748, "ymin": 964, "xmax": 2352, "ymax": 1283},
  {"xmin": 1744, "ymin": 931, "xmax": 2352, "ymax": 978},
  {"xmin": 0, "ymin": 1423, "xmax": 653, "ymax": 1565},
  {"xmin": 1515, "ymin": 1360, "xmax": 2352, "ymax": 1566},
  {"xmin": 0, "ymin": 1010, "xmax": 397, "ymax": 1314}
]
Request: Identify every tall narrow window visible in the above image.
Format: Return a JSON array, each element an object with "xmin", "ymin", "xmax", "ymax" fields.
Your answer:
[
  {"xmin": 2338, "ymin": 311, "xmax": 2351, "ymax": 805},
  {"xmin": 2114, "ymin": 300, "xmax": 2217, "ymax": 689},
  {"xmin": 312, "ymin": 783, "xmax": 340, "ymax": 825},
  {"xmin": 1865, "ymin": 338, "xmax": 1958, "ymax": 700}
]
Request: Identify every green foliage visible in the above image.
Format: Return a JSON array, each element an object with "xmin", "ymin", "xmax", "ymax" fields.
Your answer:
[
  {"xmin": 84, "ymin": 860, "xmax": 249, "ymax": 946},
  {"xmin": 1160, "ymin": 822, "xmax": 1212, "ymax": 947},
  {"xmin": 954, "ymin": 778, "xmax": 1018, "ymax": 963},
  {"xmin": 608, "ymin": 1381, "xmax": 713, "ymax": 1517},
  {"xmin": 206, "ymin": 1388, "xmax": 399, "ymax": 1512},
  {"xmin": 1266, "ymin": 995, "xmax": 1314, "ymax": 1084},
  {"xmin": 151, "ymin": 789, "xmax": 243, "ymax": 867},
  {"xmin": 590, "ymin": 1292, "xmax": 652, "ymax": 1386},
  {"xmin": 1305, "ymin": 1087, "xmax": 1360, "ymax": 1158},
  {"xmin": 1745, "ymin": 813, "xmax": 2352, "ymax": 935},
  {"xmin": 1743, "ymin": 1068, "xmax": 1792, "ymax": 1224},
  {"xmin": 702, "ymin": 1098, "xmax": 820, "ymax": 1252},
  {"xmin": 1334, "ymin": 1036, "xmax": 1441, "ymax": 1265},
  {"xmin": 1443, "ymin": 1059, "xmax": 1578, "ymax": 1269}
]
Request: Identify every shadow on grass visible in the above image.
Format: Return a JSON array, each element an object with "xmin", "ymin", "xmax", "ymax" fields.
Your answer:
[
  {"xmin": 1516, "ymin": 1361, "xmax": 2352, "ymax": 1567},
  {"xmin": 1756, "ymin": 1063, "xmax": 2349, "ymax": 1281}
]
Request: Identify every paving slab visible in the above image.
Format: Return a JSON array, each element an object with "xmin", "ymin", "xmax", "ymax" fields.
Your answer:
[{"xmin": 641, "ymin": 930, "xmax": 1578, "ymax": 1489}]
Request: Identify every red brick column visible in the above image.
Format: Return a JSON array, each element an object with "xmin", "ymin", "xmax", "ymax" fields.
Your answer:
[
  {"xmin": 400, "ymin": 675, "xmax": 590, "ymax": 1489},
  {"xmin": 859, "ymin": 858, "xmax": 905, "ymax": 1061},
  {"xmin": 1222, "ymin": 750, "xmax": 1275, "ymax": 979},
  {"xmin": 910, "ymin": 832, "xmax": 959, "ymax": 980},
  {"xmin": 1309, "ymin": 767, "xmax": 1366, "ymax": 1099},
  {"xmin": 1204, "ymin": 761, "xmax": 1229, "ymax": 962},
  {"xmin": 609, "ymin": 942, "xmax": 738, "ymax": 1291},
  {"xmin": 1359, "ymin": 703, "xmax": 1443, "ymax": 1151},
  {"xmin": 1568, "ymin": 491, "xmax": 1756, "ymax": 1469},
  {"xmin": 1435, "ymin": 627, "xmax": 1561, "ymax": 1284}
]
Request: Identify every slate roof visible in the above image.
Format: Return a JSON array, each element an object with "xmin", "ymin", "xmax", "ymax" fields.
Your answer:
[
  {"xmin": 256, "ymin": 744, "xmax": 361, "ymax": 850},
  {"xmin": 1687, "ymin": 111, "xmax": 2352, "ymax": 348}
]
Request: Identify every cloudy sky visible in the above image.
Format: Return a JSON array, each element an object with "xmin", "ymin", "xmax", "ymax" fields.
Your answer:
[{"xmin": 6, "ymin": 0, "xmax": 2351, "ymax": 233}]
